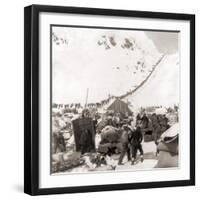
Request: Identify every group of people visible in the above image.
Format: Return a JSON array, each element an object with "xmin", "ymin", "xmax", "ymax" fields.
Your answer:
[
  {"xmin": 52, "ymin": 103, "xmax": 171, "ymax": 169},
  {"xmin": 103, "ymin": 111, "xmax": 171, "ymax": 165},
  {"xmin": 136, "ymin": 113, "xmax": 170, "ymax": 150},
  {"xmin": 118, "ymin": 123, "xmax": 144, "ymax": 165},
  {"xmin": 96, "ymin": 111, "xmax": 145, "ymax": 165}
]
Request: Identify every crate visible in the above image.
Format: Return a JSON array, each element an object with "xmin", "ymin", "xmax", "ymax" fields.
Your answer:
[
  {"xmin": 144, "ymin": 134, "xmax": 153, "ymax": 142},
  {"xmin": 144, "ymin": 130, "xmax": 153, "ymax": 142},
  {"xmin": 72, "ymin": 118, "xmax": 96, "ymax": 152}
]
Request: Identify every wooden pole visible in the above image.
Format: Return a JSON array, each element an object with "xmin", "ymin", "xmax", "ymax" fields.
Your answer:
[{"xmin": 85, "ymin": 88, "xmax": 89, "ymax": 108}]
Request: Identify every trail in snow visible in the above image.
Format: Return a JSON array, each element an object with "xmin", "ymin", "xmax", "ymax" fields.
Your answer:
[{"xmin": 123, "ymin": 53, "xmax": 179, "ymax": 108}]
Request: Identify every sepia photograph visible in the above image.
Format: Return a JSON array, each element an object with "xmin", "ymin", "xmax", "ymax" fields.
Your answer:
[
  {"xmin": 51, "ymin": 26, "xmax": 179, "ymax": 175},
  {"xmin": 24, "ymin": 5, "xmax": 195, "ymax": 195}
]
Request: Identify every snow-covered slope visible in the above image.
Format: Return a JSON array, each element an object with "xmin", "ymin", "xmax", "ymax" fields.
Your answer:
[
  {"xmin": 52, "ymin": 27, "xmax": 162, "ymax": 105},
  {"xmin": 123, "ymin": 53, "xmax": 179, "ymax": 108}
]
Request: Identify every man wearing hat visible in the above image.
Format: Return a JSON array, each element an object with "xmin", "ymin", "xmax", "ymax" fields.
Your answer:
[
  {"xmin": 118, "ymin": 124, "xmax": 132, "ymax": 165},
  {"xmin": 130, "ymin": 122, "xmax": 144, "ymax": 165},
  {"xmin": 53, "ymin": 131, "xmax": 66, "ymax": 153}
]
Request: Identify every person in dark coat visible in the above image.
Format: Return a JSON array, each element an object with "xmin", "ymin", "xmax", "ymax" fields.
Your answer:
[
  {"xmin": 136, "ymin": 113, "xmax": 141, "ymax": 126},
  {"xmin": 141, "ymin": 113, "xmax": 149, "ymax": 129},
  {"xmin": 93, "ymin": 117, "xmax": 98, "ymax": 133},
  {"xmin": 130, "ymin": 125, "xmax": 144, "ymax": 165},
  {"xmin": 160, "ymin": 114, "xmax": 170, "ymax": 133},
  {"xmin": 118, "ymin": 125, "xmax": 132, "ymax": 165},
  {"xmin": 53, "ymin": 132, "xmax": 66, "ymax": 153},
  {"xmin": 151, "ymin": 114, "xmax": 162, "ymax": 156}
]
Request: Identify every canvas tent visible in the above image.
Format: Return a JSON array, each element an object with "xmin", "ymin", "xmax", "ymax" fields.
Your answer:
[{"xmin": 107, "ymin": 98, "xmax": 132, "ymax": 116}]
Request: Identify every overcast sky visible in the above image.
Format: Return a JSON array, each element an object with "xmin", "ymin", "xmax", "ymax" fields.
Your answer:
[{"xmin": 145, "ymin": 31, "xmax": 179, "ymax": 54}]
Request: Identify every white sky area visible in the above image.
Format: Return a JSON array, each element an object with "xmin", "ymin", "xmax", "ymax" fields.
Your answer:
[
  {"xmin": 52, "ymin": 26, "xmax": 179, "ymax": 106},
  {"xmin": 145, "ymin": 31, "xmax": 178, "ymax": 54}
]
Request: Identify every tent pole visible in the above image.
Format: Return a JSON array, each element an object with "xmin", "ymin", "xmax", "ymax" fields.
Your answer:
[{"xmin": 85, "ymin": 88, "xmax": 89, "ymax": 108}]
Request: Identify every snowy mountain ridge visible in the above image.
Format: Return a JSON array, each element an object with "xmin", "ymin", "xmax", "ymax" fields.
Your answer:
[
  {"xmin": 123, "ymin": 53, "xmax": 179, "ymax": 108},
  {"xmin": 52, "ymin": 27, "xmax": 176, "ymax": 106}
]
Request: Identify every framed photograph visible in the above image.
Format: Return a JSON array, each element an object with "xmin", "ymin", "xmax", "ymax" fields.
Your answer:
[{"xmin": 24, "ymin": 4, "xmax": 195, "ymax": 195}]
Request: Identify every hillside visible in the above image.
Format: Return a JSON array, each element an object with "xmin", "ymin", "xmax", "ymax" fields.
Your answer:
[
  {"xmin": 52, "ymin": 27, "xmax": 162, "ymax": 105},
  {"xmin": 123, "ymin": 53, "xmax": 179, "ymax": 108}
]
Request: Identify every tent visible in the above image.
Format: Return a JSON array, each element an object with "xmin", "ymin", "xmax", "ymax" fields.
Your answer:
[{"xmin": 107, "ymin": 98, "xmax": 132, "ymax": 116}]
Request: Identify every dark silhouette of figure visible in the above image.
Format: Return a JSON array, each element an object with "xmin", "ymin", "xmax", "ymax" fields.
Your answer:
[
  {"xmin": 130, "ymin": 126, "xmax": 144, "ymax": 165},
  {"xmin": 118, "ymin": 125, "xmax": 131, "ymax": 165}
]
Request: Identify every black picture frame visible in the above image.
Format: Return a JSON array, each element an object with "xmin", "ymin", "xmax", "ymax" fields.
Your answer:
[{"xmin": 24, "ymin": 4, "xmax": 195, "ymax": 196}]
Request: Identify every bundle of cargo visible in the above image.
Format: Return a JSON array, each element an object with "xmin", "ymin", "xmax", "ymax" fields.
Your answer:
[
  {"xmin": 98, "ymin": 126, "xmax": 122, "ymax": 154},
  {"xmin": 100, "ymin": 126, "xmax": 121, "ymax": 143},
  {"xmin": 96, "ymin": 119, "xmax": 108, "ymax": 133},
  {"xmin": 82, "ymin": 153, "xmax": 106, "ymax": 170},
  {"xmin": 83, "ymin": 153, "xmax": 117, "ymax": 171},
  {"xmin": 143, "ymin": 130, "xmax": 153, "ymax": 142},
  {"xmin": 51, "ymin": 152, "xmax": 85, "ymax": 173}
]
